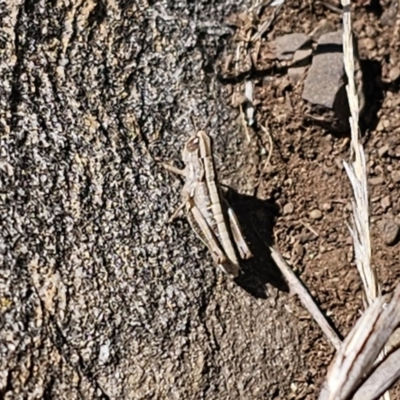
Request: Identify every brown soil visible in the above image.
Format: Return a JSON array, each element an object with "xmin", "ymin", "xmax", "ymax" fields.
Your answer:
[{"xmin": 219, "ymin": 1, "xmax": 400, "ymax": 398}]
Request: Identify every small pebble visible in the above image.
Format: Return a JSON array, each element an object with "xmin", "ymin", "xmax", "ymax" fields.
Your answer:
[
  {"xmin": 322, "ymin": 202, "xmax": 332, "ymax": 211},
  {"xmin": 391, "ymin": 170, "xmax": 400, "ymax": 183},
  {"xmin": 374, "ymin": 165, "xmax": 384, "ymax": 175},
  {"xmin": 283, "ymin": 202, "xmax": 294, "ymax": 215},
  {"xmin": 369, "ymin": 176, "xmax": 384, "ymax": 186},
  {"xmin": 345, "ymin": 203, "xmax": 352, "ymax": 212},
  {"xmin": 292, "ymin": 242, "xmax": 305, "ymax": 261},
  {"xmin": 381, "ymin": 195, "xmax": 391, "ymax": 212},
  {"xmin": 365, "ymin": 25, "xmax": 375, "ymax": 38},
  {"xmin": 334, "ymin": 158, "xmax": 344, "ymax": 171},
  {"xmin": 352, "ymin": 20, "xmax": 364, "ymax": 32},
  {"xmin": 376, "ymin": 120, "xmax": 385, "ymax": 131},
  {"xmin": 360, "ymin": 37, "xmax": 376, "ymax": 51},
  {"xmin": 378, "ymin": 145, "xmax": 389, "ymax": 157},
  {"xmin": 309, "ymin": 209, "xmax": 323, "ymax": 220},
  {"xmin": 382, "ymin": 220, "xmax": 400, "ymax": 246},
  {"xmin": 389, "ymin": 66, "xmax": 400, "ymax": 82},
  {"xmin": 298, "ymin": 232, "xmax": 314, "ymax": 243}
]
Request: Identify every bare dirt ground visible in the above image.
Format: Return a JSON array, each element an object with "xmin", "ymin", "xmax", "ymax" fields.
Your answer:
[
  {"xmin": 220, "ymin": 0, "xmax": 400, "ymax": 397},
  {"xmin": 0, "ymin": 0, "xmax": 399, "ymax": 399}
]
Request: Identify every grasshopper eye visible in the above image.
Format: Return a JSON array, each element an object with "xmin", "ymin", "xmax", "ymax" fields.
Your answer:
[{"xmin": 186, "ymin": 137, "xmax": 199, "ymax": 152}]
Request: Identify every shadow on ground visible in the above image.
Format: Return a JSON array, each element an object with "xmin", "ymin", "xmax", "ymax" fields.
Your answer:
[
  {"xmin": 224, "ymin": 188, "xmax": 289, "ymax": 299},
  {"xmin": 360, "ymin": 59, "xmax": 384, "ymax": 134}
]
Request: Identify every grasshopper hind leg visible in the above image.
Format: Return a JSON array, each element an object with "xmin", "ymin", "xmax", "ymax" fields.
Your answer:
[
  {"xmin": 224, "ymin": 201, "xmax": 253, "ymax": 260},
  {"xmin": 167, "ymin": 202, "xmax": 186, "ymax": 223},
  {"xmin": 187, "ymin": 204, "xmax": 240, "ymax": 277},
  {"xmin": 188, "ymin": 204, "xmax": 228, "ymax": 265}
]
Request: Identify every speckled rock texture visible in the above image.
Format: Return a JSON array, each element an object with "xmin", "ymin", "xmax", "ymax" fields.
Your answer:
[
  {"xmin": 0, "ymin": 1, "xmax": 307, "ymax": 399},
  {"xmin": 302, "ymin": 30, "xmax": 352, "ymax": 133},
  {"xmin": 303, "ymin": 31, "xmax": 346, "ymax": 110}
]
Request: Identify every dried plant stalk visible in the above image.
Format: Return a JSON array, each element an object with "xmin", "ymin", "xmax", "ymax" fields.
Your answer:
[
  {"xmin": 341, "ymin": 0, "xmax": 379, "ymax": 304},
  {"xmin": 317, "ymin": 2, "xmax": 400, "ymax": 400},
  {"xmin": 270, "ymin": 247, "xmax": 342, "ymax": 351},
  {"xmin": 352, "ymin": 347, "xmax": 400, "ymax": 400},
  {"xmin": 319, "ymin": 284, "xmax": 400, "ymax": 400},
  {"xmin": 341, "ymin": 1, "xmax": 393, "ymax": 398}
]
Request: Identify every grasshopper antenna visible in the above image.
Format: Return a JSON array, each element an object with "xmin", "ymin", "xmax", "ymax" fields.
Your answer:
[
  {"xmin": 190, "ymin": 116, "xmax": 198, "ymax": 132},
  {"xmin": 200, "ymin": 111, "xmax": 216, "ymax": 131},
  {"xmin": 191, "ymin": 111, "xmax": 216, "ymax": 133}
]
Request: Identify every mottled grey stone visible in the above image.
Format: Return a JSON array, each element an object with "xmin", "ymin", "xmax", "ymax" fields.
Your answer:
[
  {"xmin": 302, "ymin": 30, "xmax": 351, "ymax": 132},
  {"xmin": 274, "ymin": 33, "xmax": 311, "ymax": 60},
  {"xmin": 302, "ymin": 31, "xmax": 345, "ymax": 109},
  {"xmin": 379, "ymin": 220, "xmax": 400, "ymax": 246}
]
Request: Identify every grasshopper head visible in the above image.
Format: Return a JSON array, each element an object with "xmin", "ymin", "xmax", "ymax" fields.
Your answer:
[
  {"xmin": 182, "ymin": 135, "xmax": 200, "ymax": 164},
  {"xmin": 182, "ymin": 131, "xmax": 212, "ymax": 164}
]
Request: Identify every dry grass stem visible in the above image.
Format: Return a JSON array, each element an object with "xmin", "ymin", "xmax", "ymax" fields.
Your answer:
[
  {"xmin": 318, "ymin": 284, "xmax": 400, "ymax": 400},
  {"xmin": 315, "ymin": 2, "xmax": 400, "ymax": 398},
  {"xmin": 352, "ymin": 347, "xmax": 400, "ymax": 400},
  {"xmin": 239, "ymin": 104, "xmax": 251, "ymax": 142},
  {"xmin": 269, "ymin": 247, "xmax": 342, "ymax": 351},
  {"xmin": 259, "ymin": 123, "xmax": 274, "ymax": 171},
  {"xmin": 299, "ymin": 219, "xmax": 320, "ymax": 238},
  {"xmin": 341, "ymin": 0, "xmax": 379, "ymax": 305},
  {"xmin": 251, "ymin": 3, "xmax": 284, "ymax": 42}
]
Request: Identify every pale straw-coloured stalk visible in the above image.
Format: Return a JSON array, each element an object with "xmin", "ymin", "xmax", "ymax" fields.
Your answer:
[
  {"xmin": 341, "ymin": 0, "xmax": 379, "ymax": 306},
  {"xmin": 340, "ymin": 2, "xmax": 389, "ymax": 399}
]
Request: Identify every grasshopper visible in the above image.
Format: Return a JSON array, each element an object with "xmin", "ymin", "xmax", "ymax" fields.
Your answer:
[{"xmin": 163, "ymin": 130, "xmax": 252, "ymax": 278}]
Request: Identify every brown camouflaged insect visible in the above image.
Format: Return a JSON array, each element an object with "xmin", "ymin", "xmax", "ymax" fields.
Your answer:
[{"xmin": 163, "ymin": 130, "xmax": 252, "ymax": 277}]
